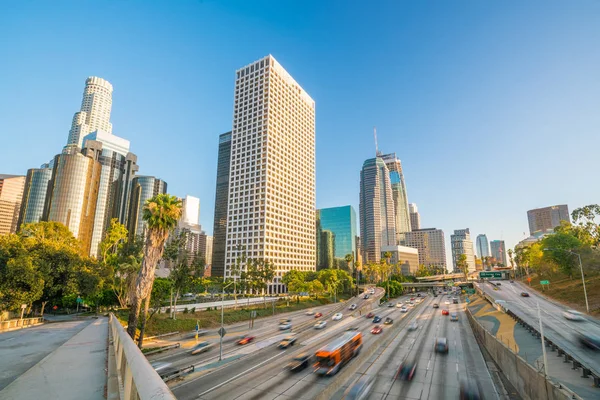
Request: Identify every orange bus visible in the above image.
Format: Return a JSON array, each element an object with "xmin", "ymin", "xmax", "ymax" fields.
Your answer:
[{"xmin": 314, "ymin": 331, "xmax": 363, "ymax": 376}]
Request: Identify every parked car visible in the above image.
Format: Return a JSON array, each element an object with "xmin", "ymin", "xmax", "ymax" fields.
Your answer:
[
  {"xmin": 279, "ymin": 334, "xmax": 297, "ymax": 349},
  {"xmin": 371, "ymin": 325, "xmax": 383, "ymax": 334},
  {"xmin": 314, "ymin": 321, "xmax": 327, "ymax": 329},
  {"xmin": 190, "ymin": 341, "xmax": 214, "ymax": 355},
  {"xmin": 435, "ymin": 337, "xmax": 449, "ymax": 353},
  {"xmin": 287, "ymin": 353, "xmax": 311, "ymax": 372}
]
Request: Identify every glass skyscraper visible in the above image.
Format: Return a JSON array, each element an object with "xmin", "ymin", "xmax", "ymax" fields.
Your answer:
[
  {"xmin": 127, "ymin": 176, "xmax": 167, "ymax": 239},
  {"xmin": 316, "ymin": 206, "xmax": 357, "ymax": 270},
  {"xmin": 17, "ymin": 165, "xmax": 53, "ymax": 229},
  {"xmin": 381, "ymin": 153, "xmax": 411, "ymax": 242},
  {"xmin": 476, "ymin": 234, "xmax": 490, "ymax": 258},
  {"xmin": 211, "ymin": 131, "xmax": 232, "ymax": 278}
]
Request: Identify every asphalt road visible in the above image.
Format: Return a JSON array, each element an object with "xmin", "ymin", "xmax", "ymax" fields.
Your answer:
[
  {"xmin": 0, "ymin": 319, "xmax": 92, "ymax": 390},
  {"xmin": 333, "ymin": 292, "xmax": 498, "ymax": 400}
]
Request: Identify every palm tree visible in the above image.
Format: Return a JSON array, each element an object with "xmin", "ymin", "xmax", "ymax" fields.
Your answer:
[{"xmin": 127, "ymin": 194, "xmax": 182, "ymax": 345}]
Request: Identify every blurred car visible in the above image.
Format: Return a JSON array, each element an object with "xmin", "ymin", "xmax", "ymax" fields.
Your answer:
[
  {"xmin": 287, "ymin": 353, "xmax": 311, "ymax": 372},
  {"xmin": 496, "ymin": 282, "xmax": 501, "ymax": 286},
  {"xmin": 349, "ymin": 304, "xmax": 357, "ymax": 310},
  {"xmin": 453, "ymin": 298, "xmax": 459, "ymax": 304},
  {"xmin": 344, "ymin": 374, "xmax": 375, "ymax": 400},
  {"xmin": 314, "ymin": 312, "xmax": 323, "ymax": 318},
  {"xmin": 395, "ymin": 358, "xmax": 417, "ymax": 381},
  {"xmin": 450, "ymin": 313, "xmax": 458, "ymax": 321},
  {"xmin": 332, "ymin": 313, "xmax": 343, "ymax": 321},
  {"xmin": 444, "ymin": 300, "xmax": 450, "ymax": 305},
  {"xmin": 363, "ymin": 294, "xmax": 369, "ymax": 299},
  {"xmin": 416, "ymin": 293, "xmax": 421, "ymax": 297},
  {"xmin": 442, "ymin": 309, "xmax": 449, "ymax": 316},
  {"xmin": 408, "ymin": 302, "xmax": 415, "ymax": 308},
  {"xmin": 369, "ymin": 288, "xmax": 375, "ymax": 294},
  {"xmin": 371, "ymin": 325, "xmax": 383, "ymax": 334},
  {"xmin": 563, "ymin": 310, "xmax": 585, "ymax": 321},
  {"xmin": 435, "ymin": 337, "xmax": 449, "ymax": 353},
  {"xmin": 459, "ymin": 380, "xmax": 481, "ymax": 400},
  {"xmin": 366, "ymin": 312, "xmax": 375, "ymax": 318},
  {"xmin": 408, "ymin": 321, "xmax": 418, "ymax": 331},
  {"xmin": 278, "ymin": 334, "xmax": 297, "ymax": 349},
  {"xmin": 510, "ymin": 280, "xmax": 514, "ymax": 283},
  {"xmin": 410, "ymin": 297, "xmax": 415, "ymax": 301},
  {"xmin": 314, "ymin": 321, "xmax": 327, "ymax": 329},
  {"xmin": 372, "ymin": 316, "xmax": 382, "ymax": 323},
  {"xmin": 433, "ymin": 303, "xmax": 439, "ymax": 308},
  {"xmin": 346, "ymin": 326, "xmax": 359, "ymax": 331},
  {"xmin": 305, "ymin": 309, "xmax": 315, "ymax": 315},
  {"xmin": 520, "ymin": 292, "xmax": 530, "ymax": 297},
  {"xmin": 388, "ymin": 303, "xmax": 394, "ymax": 308},
  {"xmin": 434, "ymin": 294, "xmax": 438, "ymax": 297},
  {"xmin": 384, "ymin": 317, "xmax": 393, "ymax": 325},
  {"xmin": 400, "ymin": 306, "xmax": 408, "ymax": 313},
  {"xmin": 396, "ymin": 303, "xmax": 403, "ymax": 308},
  {"xmin": 190, "ymin": 341, "xmax": 214, "ymax": 355},
  {"xmin": 578, "ymin": 333, "xmax": 600, "ymax": 351},
  {"xmin": 151, "ymin": 362, "xmax": 174, "ymax": 378},
  {"xmin": 279, "ymin": 319, "xmax": 292, "ymax": 330},
  {"xmin": 237, "ymin": 336, "xmax": 255, "ymax": 345}
]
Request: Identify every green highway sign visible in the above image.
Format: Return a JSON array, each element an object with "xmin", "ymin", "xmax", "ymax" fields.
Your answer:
[
  {"xmin": 540, "ymin": 280, "xmax": 550, "ymax": 285},
  {"xmin": 479, "ymin": 272, "xmax": 503, "ymax": 279}
]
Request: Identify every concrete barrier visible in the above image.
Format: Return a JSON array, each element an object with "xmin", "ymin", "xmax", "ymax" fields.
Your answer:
[
  {"xmin": 108, "ymin": 313, "xmax": 176, "ymax": 400},
  {"xmin": 465, "ymin": 306, "xmax": 582, "ymax": 400},
  {"xmin": 0, "ymin": 316, "xmax": 44, "ymax": 332}
]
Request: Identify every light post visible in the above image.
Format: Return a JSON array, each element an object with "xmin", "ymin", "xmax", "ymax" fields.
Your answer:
[
  {"xmin": 543, "ymin": 248, "xmax": 589, "ymax": 313},
  {"xmin": 220, "ymin": 281, "xmax": 235, "ymax": 361}
]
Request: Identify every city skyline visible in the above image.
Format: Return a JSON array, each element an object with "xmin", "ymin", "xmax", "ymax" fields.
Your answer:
[{"xmin": 2, "ymin": 2, "xmax": 599, "ymax": 261}]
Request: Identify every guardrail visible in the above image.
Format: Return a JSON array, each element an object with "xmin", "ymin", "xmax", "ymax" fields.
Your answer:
[
  {"xmin": 108, "ymin": 313, "xmax": 176, "ymax": 400},
  {"xmin": 0, "ymin": 317, "xmax": 44, "ymax": 331}
]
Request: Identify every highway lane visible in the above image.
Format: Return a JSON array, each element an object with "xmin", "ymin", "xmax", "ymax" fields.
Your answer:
[{"xmin": 333, "ymin": 292, "xmax": 498, "ymax": 400}]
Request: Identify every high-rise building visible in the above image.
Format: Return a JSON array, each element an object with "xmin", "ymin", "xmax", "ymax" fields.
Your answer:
[
  {"xmin": 360, "ymin": 157, "xmax": 396, "ymax": 264},
  {"xmin": 409, "ymin": 203, "xmax": 420, "ymax": 231},
  {"xmin": 68, "ymin": 77, "xmax": 114, "ymax": 148},
  {"xmin": 127, "ymin": 176, "xmax": 167, "ymax": 239},
  {"xmin": 527, "ymin": 205, "xmax": 570, "ymax": 235},
  {"xmin": 181, "ymin": 195, "xmax": 200, "ymax": 227},
  {"xmin": 381, "ymin": 153, "xmax": 411, "ymax": 241},
  {"xmin": 381, "ymin": 245, "xmax": 419, "ymax": 275},
  {"xmin": 476, "ymin": 234, "xmax": 490, "ymax": 258},
  {"xmin": 44, "ymin": 144, "xmax": 103, "ymax": 254},
  {"xmin": 0, "ymin": 174, "xmax": 26, "ymax": 235},
  {"xmin": 17, "ymin": 165, "xmax": 53, "ymax": 229},
  {"xmin": 451, "ymin": 228, "xmax": 476, "ymax": 273},
  {"xmin": 490, "ymin": 240, "xmax": 507, "ymax": 266},
  {"xmin": 211, "ymin": 131, "xmax": 232, "ymax": 278},
  {"xmin": 82, "ymin": 131, "xmax": 138, "ymax": 258},
  {"xmin": 224, "ymin": 55, "xmax": 316, "ymax": 293},
  {"xmin": 316, "ymin": 206, "xmax": 357, "ymax": 270},
  {"xmin": 404, "ymin": 228, "xmax": 447, "ymax": 270},
  {"xmin": 204, "ymin": 235, "xmax": 213, "ymax": 267}
]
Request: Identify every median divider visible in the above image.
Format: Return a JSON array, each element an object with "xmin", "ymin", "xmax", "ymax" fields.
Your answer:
[{"xmin": 143, "ymin": 343, "xmax": 181, "ymax": 356}]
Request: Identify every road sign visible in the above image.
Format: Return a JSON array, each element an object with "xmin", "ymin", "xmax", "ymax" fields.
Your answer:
[
  {"xmin": 479, "ymin": 272, "xmax": 503, "ymax": 279},
  {"xmin": 251, "ymin": 311, "xmax": 257, "ymax": 318},
  {"xmin": 540, "ymin": 280, "xmax": 550, "ymax": 285},
  {"xmin": 218, "ymin": 327, "xmax": 226, "ymax": 337},
  {"xmin": 21, "ymin": 304, "xmax": 27, "ymax": 309},
  {"xmin": 527, "ymin": 277, "xmax": 532, "ymax": 282},
  {"xmin": 76, "ymin": 296, "xmax": 83, "ymax": 304}
]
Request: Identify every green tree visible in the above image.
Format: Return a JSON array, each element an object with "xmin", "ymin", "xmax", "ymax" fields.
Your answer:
[
  {"xmin": 569, "ymin": 204, "xmax": 600, "ymax": 246},
  {"xmin": 127, "ymin": 194, "xmax": 182, "ymax": 347},
  {"xmin": 307, "ymin": 279, "xmax": 324, "ymax": 299},
  {"xmin": 541, "ymin": 232, "xmax": 582, "ymax": 277},
  {"xmin": 0, "ymin": 254, "xmax": 45, "ymax": 312},
  {"xmin": 456, "ymin": 254, "xmax": 468, "ymax": 281},
  {"xmin": 246, "ymin": 258, "xmax": 275, "ymax": 295},
  {"xmin": 99, "ymin": 219, "xmax": 128, "ymax": 262}
]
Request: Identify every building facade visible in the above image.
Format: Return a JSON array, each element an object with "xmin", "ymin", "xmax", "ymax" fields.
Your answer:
[
  {"xmin": 224, "ymin": 55, "xmax": 316, "ymax": 293},
  {"xmin": 381, "ymin": 153, "xmax": 411, "ymax": 241},
  {"xmin": 360, "ymin": 157, "xmax": 396, "ymax": 264},
  {"xmin": 316, "ymin": 205, "xmax": 357, "ymax": 270},
  {"xmin": 17, "ymin": 165, "xmax": 53, "ymax": 230},
  {"xmin": 404, "ymin": 228, "xmax": 447, "ymax": 270},
  {"xmin": 381, "ymin": 245, "xmax": 419, "ymax": 275},
  {"xmin": 127, "ymin": 176, "xmax": 167, "ymax": 239},
  {"xmin": 211, "ymin": 131, "xmax": 232, "ymax": 278},
  {"xmin": 476, "ymin": 234, "xmax": 490, "ymax": 258},
  {"xmin": 409, "ymin": 203, "xmax": 420, "ymax": 231},
  {"xmin": 0, "ymin": 174, "xmax": 26, "ymax": 235},
  {"xmin": 450, "ymin": 228, "xmax": 476, "ymax": 273},
  {"xmin": 490, "ymin": 240, "xmax": 507, "ymax": 266},
  {"xmin": 68, "ymin": 77, "xmax": 114, "ymax": 148},
  {"xmin": 527, "ymin": 205, "xmax": 570, "ymax": 235}
]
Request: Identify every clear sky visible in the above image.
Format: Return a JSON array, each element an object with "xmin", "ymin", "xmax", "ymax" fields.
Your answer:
[{"xmin": 2, "ymin": 1, "xmax": 599, "ymax": 266}]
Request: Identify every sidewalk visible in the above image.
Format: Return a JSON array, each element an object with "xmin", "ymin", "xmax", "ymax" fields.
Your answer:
[{"xmin": 0, "ymin": 317, "xmax": 108, "ymax": 400}]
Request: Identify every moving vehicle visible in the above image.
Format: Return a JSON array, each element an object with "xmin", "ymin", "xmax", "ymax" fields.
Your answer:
[
  {"xmin": 344, "ymin": 375, "xmax": 375, "ymax": 400},
  {"xmin": 349, "ymin": 304, "xmax": 357, "ymax": 310},
  {"xmin": 314, "ymin": 312, "xmax": 323, "ymax": 318},
  {"xmin": 279, "ymin": 334, "xmax": 297, "ymax": 349},
  {"xmin": 372, "ymin": 316, "xmax": 382, "ymax": 323},
  {"xmin": 314, "ymin": 331, "xmax": 363, "ymax": 376},
  {"xmin": 305, "ymin": 309, "xmax": 315, "ymax": 315},
  {"xmin": 190, "ymin": 341, "xmax": 214, "ymax": 355},
  {"xmin": 384, "ymin": 317, "xmax": 393, "ymax": 325},
  {"xmin": 453, "ymin": 298, "xmax": 459, "ymax": 304},
  {"xmin": 450, "ymin": 313, "xmax": 458, "ymax": 321},
  {"xmin": 151, "ymin": 362, "xmax": 175, "ymax": 378},
  {"xmin": 433, "ymin": 303, "xmax": 439, "ymax": 308},
  {"xmin": 346, "ymin": 327, "xmax": 359, "ymax": 331},
  {"xmin": 563, "ymin": 310, "xmax": 585, "ymax": 321},
  {"xmin": 332, "ymin": 313, "xmax": 343, "ymax": 321},
  {"xmin": 400, "ymin": 306, "xmax": 408, "ymax": 313},
  {"xmin": 442, "ymin": 309, "xmax": 449, "ymax": 316},
  {"xmin": 279, "ymin": 319, "xmax": 292, "ymax": 330},
  {"xmin": 578, "ymin": 333, "xmax": 600, "ymax": 351},
  {"xmin": 366, "ymin": 312, "xmax": 375, "ymax": 318},
  {"xmin": 371, "ymin": 325, "xmax": 383, "ymax": 334},
  {"xmin": 435, "ymin": 337, "xmax": 449, "ymax": 353},
  {"xmin": 363, "ymin": 294, "xmax": 369, "ymax": 299},
  {"xmin": 520, "ymin": 292, "xmax": 530, "ymax": 297},
  {"xmin": 237, "ymin": 336, "xmax": 255, "ymax": 345},
  {"xmin": 315, "ymin": 321, "xmax": 327, "ymax": 329},
  {"xmin": 388, "ymin": 303, "xmax": 394, "ymax": 308},
  {"xmin": 396, "ymin": 303, "xmax": 403, "ymax": 308},
  {"xmin": 287, "ymin": 353, "xmax": 311, "ymax": 372},
  {"xmin": 369, "ymin": 288, "xmax": 375, "ymax": 295},
  {"xmin": 460, "ymin": 380, "xmax": 481, "ymax": 400},
  {"xmin": 395, "ymin": 358, "xmax": 417, "ymax": 381},
  {"xmin": 445, "ymin": 300, "xmax": 450, "ymax": 305},
  {"xmin": 408, "ymin": 321, "xmax": 418, "ymax": 331}
]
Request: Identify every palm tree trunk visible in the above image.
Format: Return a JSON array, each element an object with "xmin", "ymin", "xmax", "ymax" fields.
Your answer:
[
  {"xmin": 137, "ymin": 295, "xmax": 151, "ymax": 348},
  {"xmin": 127, "ymin": 294, "xmax": 142, "ymax": 339}
]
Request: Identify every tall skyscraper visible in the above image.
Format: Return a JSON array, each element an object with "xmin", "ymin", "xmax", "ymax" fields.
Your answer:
[
  {"xmin": 316, "ymin": 205, "xmax": 357, "ymax": 270},
  {"xmin": 127, "ymin": 176, "xmax": 167, "ymax": 239},
  {"xmin": 381, "ymin": 153, "xmax": 411, "ymax": 241},
  {"xmin": 490, "ymin": 240, "xmax": 507, "ymax": 266},
  {"xmin": 211, "ymin": 131, "xmax": 232, "ymax": 278},
  {"xmin": 17, "ymin": 165, "xmax": 53, "ymax": 229},
  {"xmin": 0, "ymin": 174, "xmax": 26, "ymax": 235},
  {"xmin": 451, "ymin": 228, "xmax": 476, "ymax": 273},
  {"xmin": 224, "ymin": 55, "xmax": 316, "ymax": 293},
  {"xmin": 68, "ymin": 77, "xmax": 114, "ymax": 148},
  {"xmin": 404, "ymin": 228, "xmax": 447, "ymax": 270},
  {"xmin": 409, "ymin": 203, "xmax": 420, "ymax": 231},
  {"xmin": 44, "ymin": 144, "xmax": 103, "ymax": 254},
  {"xmin": 360, "ymin": 157, "xmax": 396, "ymax": 264},
  {"xmin": 527, "ymin": 205, "xmax": 570, "ymax": 235},
  {"xmin": 476, "ymin": 234, "xmax": 490, "ymax": 258},
  {"xmin": 181, "ymin": 195, "xmax": 200, "ymax": 227}
]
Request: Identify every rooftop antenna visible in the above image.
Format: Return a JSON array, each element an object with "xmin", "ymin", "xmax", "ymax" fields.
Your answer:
[{"xmin": 374, "ymin": 126, "xmax": 381, "ymax": 156}]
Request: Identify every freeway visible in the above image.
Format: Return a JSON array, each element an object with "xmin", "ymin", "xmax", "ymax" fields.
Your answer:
[
  {"xmin": 332, "ymin": 292, "xmax": 498, "ymax": 400},
  {"xmin": 477, "ymin": 280, "xmax": 600, "ymax": 397}
]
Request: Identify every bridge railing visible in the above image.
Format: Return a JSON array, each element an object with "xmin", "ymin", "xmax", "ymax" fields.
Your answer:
[
  {"xmin": 0, "ymin": 317, "xmax": 44, "ymax": 332},
  {"xmin": 108, "ymin": 313, "xmax": 176, "ymax": 400}
]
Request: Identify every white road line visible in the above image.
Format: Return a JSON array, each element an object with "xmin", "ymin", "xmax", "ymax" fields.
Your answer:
[{"xmin": 427, "ymin": 360, "xmax": 431, "ymax": 370}]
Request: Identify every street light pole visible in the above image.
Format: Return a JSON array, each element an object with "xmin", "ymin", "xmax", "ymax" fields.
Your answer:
[
  {"xmin": 220, "ymin": 281, "xmax": 234, "ymax": 361},
  {"xmin": 544, "ymin": 248, "xmax": 589, "ymax": 313},
  {"xmin": 536, "ymin": 300, "xmax": 549, "ymax": 377}
]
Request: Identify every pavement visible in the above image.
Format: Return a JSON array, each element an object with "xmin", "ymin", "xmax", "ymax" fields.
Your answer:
[{"xmin": 0, "ymin": 316, "xmax": 108, "ymax": 400}]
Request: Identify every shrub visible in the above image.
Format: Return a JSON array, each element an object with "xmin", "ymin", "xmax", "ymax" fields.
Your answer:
[
  {"xmin": 183, "ymin": 307, "xmax": 189, "ymax": 314},
  {"xmin": 190, "ymin": 307, "xmax": 196, "ymax": 313}
]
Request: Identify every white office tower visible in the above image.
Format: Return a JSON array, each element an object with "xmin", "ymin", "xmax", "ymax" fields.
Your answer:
[
  {"xmin": 224, "ymin": 55, "xmax": 316, "ymax": 294},
  {"xmin": 68, "ymin": 77, "xmax": 114, "ymax": 148},
  {"xmin": 181, "ymin": 195, "xmax": 201, "ymax": 227}
]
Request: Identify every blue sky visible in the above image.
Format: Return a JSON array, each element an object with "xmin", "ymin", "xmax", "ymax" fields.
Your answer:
[{"xmin": 2, "ymin": 1, "xmax": 599, "ymax": 265}]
